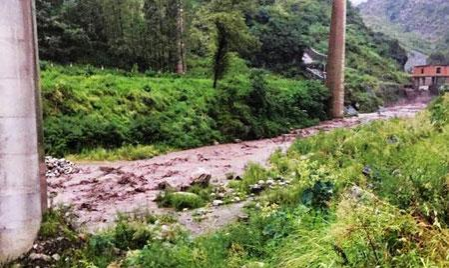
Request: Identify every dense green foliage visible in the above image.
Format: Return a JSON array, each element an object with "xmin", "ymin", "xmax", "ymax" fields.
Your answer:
[
  {"xmin": 36, "ymin": 0, "xmax": 407, "ymax": 110},
  {"xmin": 41, "ymin": 63, "xmax": 328, "ymax": 156},
  {"xmin": 13, "ymin": 95, "xmax": 449, "ymax": 268},
  {"xmin": 37, "ymin": 0, "xmax": 410, "ymax": 157}
]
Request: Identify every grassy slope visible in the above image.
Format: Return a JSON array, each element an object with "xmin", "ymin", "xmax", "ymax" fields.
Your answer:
[
  {"xmin": 17, "ymin": 95, "xmax": 449, "ymax": 268},
  {"xmin": 41, "ymin": 63, "xmax": 328, "ymax": 159}
]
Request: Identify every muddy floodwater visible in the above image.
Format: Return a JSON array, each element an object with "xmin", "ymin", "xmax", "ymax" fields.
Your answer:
[{"xmin": 49, "ymin": 101, "xmax": 428, "ymax": 233}]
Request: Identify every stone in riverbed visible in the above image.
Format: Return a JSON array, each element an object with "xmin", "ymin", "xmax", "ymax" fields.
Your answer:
[
  {"xmin": 344, "ymin": 106, "xmax": 359, "ymax": 117},
  {"xmin": 212, "ymin": 200, "xmax": 224, "ymax": 206},
  {"xmin": 250, "ymin": 184, "xmax": 265, "ymax": 194},
  {"xmin": 29, "ymin": 253, "xmax": 52, "ymax": 262},
  {"xmin": 190, "ymin": 168, "xmax": 212, "ymax": 187},
  {"xmin": 45, "ymin": 156, "xmax": 78, "ymax": 178}
]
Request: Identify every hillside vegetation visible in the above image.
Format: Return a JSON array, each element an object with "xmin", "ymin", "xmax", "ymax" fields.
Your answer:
[
  {"xmin": 14, "ymin": 95, "xmax": 449, "ymax": 267},
  {"xmin": 38, "ymin": 0, "xmax": 408, "ymax": 157},
  {"xmin": 42, "ymin": 63, "xmax": 328, "ymax": 158},
  {"xmin": 359, "ymin": 0, "xmax": 449, "ymax": 63}
]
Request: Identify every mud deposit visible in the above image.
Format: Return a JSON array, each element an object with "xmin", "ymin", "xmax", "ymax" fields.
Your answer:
[{"xmin": 49, "ymin": 102, "xmax": 427, "ymax": 233}]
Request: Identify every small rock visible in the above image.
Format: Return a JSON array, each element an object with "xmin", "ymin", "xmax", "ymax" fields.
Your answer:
[
  {"xmin": 212, "ymin": 200, "xmax": 224, "ymax": 206},
  {"xmin": 349, "ymin": 186, "xmax": 364, "ymax": 200},
  {"xmin": 78, "ymin": 233, "xmax": 88, "ymax": 241},
  {"xmin": 387, "ymin": 135, "xmax": 399, "ymax": 144},
  {"xmin": 29, "ymin": 253, "xmax": 52, "ymax": 262},
  {"xmin": 344, "ymin": 106, "xmax": 359, "ymax": 117},
  {"xmin": 107, "ymin": 262, "xmax": 121, "ymax": 268},
  {"xmin": 362, "ymin": 166, "xmax": 372, "ymax": 177},
  {"xmin": 243, "ymin": 261, "xmax": 266, "ymax": 268},
  {"xmin": 250, "ymin": 184, "xmax": 265, "ymax": 194},
  {"xmin": 134, "ymin": 186, "xmax": 146, "ymax": 193},
  {"xmin": 190, "ymin": 168, "xmax": 212, "ymax": 187},
  {"xmin": 157, "ymin": 181, "xmax": 172, "ymax": 190},
  {"xmin": 52, "ymin": 254, "xmax": 61, "ymax": 261},
  {"xmin": 226, "ymin": 173, "xmax": 235, "ymax": 180},
  {"xmin": 348, "ymin": 185, "xmax": 375, "ymax": 201},
  {"xmin": 118, "ymin": 174, "xmax": 132, "ymax": 185}
]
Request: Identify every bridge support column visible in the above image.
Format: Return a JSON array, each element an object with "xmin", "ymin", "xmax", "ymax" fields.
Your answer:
[
  {"xmin": 326, "ymin": 0, "xmax": 347, "ymax": 118},
  {"xmin": 0, "ymin": 0, "xmax": 44, "ymax": 262}
]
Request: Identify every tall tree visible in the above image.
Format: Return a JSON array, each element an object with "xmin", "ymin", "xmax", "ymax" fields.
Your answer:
[
  {"xmin": 212, "ymin": 20, "xmax": 231, "ymax": 88},
  {"xmin": 176, "ymin": 0, "xmax": 187, "ymax": 74}
]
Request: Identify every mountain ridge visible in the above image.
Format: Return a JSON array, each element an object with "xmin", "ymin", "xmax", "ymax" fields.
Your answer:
[{"xmin": 359, "ymin": 0, "xmax": 449, "ymax": 55}]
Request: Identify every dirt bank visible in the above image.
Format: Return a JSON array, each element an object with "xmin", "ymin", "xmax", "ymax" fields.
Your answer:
[{"xmin": 48, "ymin": 102, "xmax": 427, "ymax": 233}]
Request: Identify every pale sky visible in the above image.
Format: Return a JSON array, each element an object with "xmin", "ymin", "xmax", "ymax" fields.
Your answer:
[{"xmin": 350, "ymin": 0, "xmax": 368, "ymax": 5}]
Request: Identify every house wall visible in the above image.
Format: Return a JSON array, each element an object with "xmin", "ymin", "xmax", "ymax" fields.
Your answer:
[
  {"xmin": 413, "ymin": 65, "xmax": 449, "ymax": 77},
  {"xmin": 412, "ymin": 65, "xmax": 449, "ymax": 91}
]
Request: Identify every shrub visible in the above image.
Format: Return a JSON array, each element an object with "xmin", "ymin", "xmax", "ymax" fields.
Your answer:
[
  {"xmin": 156, "ymin": 191, "xmax": 206, "ymax": 211},
  {"xmin": 429, "ymin": 94, "xmax": 449, "ymax": 128}
]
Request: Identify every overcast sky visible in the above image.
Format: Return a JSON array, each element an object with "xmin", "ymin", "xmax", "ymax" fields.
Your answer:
[{"xmin": 350, "ymin": 0, "xmax": 368, "ymax": 5}]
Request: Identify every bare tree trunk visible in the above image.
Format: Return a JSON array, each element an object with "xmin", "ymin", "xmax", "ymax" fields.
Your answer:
[
  {"xmin": 326, "ymin": 0, "xmax": 347, "ymax": 118},
  {"xmin": 176, "ymin": 0, "xmax": 186, "ymax": 74},
  {"xmin": 0, "ymin": 0, "xmax": 44, "ymax": 262}
]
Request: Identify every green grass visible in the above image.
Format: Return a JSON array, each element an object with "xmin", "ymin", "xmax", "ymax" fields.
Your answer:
[
  {"xmin": 156, "ymin": 184, "xmax": 214, "ymax": 211},
  {"xmin": 41, "ymin": 63, "xmax": 329, "ymax": 159},
  {"xmin": 67, "ymin": 144, "xmax": 173, "ymax": 162},
  {"xmin": 156, "ymin": 191, "xmax": 206, "ymax": 211}
]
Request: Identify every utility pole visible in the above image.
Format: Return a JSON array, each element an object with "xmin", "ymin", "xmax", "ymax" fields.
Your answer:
[
  {"xmin": 0, "ymin": 0, "xmax": 45, "ymax": 262},
  {"xmin": 326, "ymin": 0, "xmax": 347, "ymax": 118}
]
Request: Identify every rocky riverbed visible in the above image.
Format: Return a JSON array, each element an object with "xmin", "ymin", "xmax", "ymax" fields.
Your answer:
[{"xmin": 47, "ymin": 102, "xmax": 428, "ymax": 234}]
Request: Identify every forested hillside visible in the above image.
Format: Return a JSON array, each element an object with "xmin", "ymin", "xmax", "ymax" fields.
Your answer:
[
  {"xmin": 37, "ymin": 0, "xmax": 408, "ymax": 157},
  {"xmin": 359, "ymin": 0, "xmax": 449, "ymax": 64}
]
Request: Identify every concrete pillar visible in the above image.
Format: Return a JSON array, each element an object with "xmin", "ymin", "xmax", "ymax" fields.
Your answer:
[
  {"xmin": 0, "ymin": 0, "xmax": 44, "ymax": 262},
  {"xmin": 326, "ymin": 0, "xmax": 347, "ymax": 118}
]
